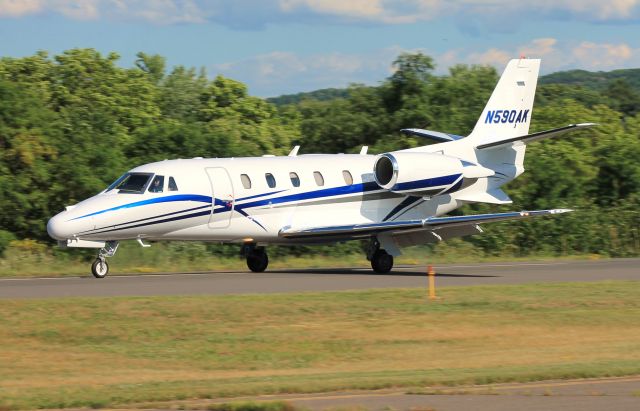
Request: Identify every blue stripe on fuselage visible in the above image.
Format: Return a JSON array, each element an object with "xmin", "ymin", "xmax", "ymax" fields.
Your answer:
[
  {"xmin": 236, "ymin": 181, "xmax": 381, "ymax": 211},
  {"xmin": 391, "ymin": 174, "xmax": 460, "ymax": 192},
  {"xmin": 237, "ymin": 190, "xmax": 287, "ymax": 202},
  {"xmin": 71, "ymin": 174, "xmax": 459, "ymax": 223},
  {"xmin": 383, "ymin": 196, "xmax": 422, "ymax": 222},
  {"xmin": 71, "ymin": 194, "xmax": 213, "ymax": 220}
]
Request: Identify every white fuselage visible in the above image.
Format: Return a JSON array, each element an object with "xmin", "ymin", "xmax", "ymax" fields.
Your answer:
[{"xmin": 46, "ymin": 153, "xmax": 477, "ymax": 245}]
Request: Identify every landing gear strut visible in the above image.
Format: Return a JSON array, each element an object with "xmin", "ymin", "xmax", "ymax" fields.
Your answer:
[
  {"xmin": 91, "ymin": 241, "xmax": 119, "ymax": 279},
  {"xmin": 367, "ymin": 238, "xmax": 394, "ymax": 274},
  {"xmin": 242, "ymin": 244, "xmax": 269, "ymax": 273}
]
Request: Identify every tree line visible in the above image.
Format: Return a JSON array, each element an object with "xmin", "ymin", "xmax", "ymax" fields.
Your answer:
[{"xmin": 1, "ymin": 49, "xmax": 639, "ymax": 258}]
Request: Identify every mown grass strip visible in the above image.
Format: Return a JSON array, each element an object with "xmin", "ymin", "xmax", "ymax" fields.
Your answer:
[{"xmin": 1, "ymin": 281, "xmax": 639, "ymax": 409}]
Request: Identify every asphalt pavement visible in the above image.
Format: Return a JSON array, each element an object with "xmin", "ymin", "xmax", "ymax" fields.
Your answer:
[
  {"xmin": 0, "ymin": 258, "xmax": 638, "ymax": 298},
  {"xmin": 201, "ymin": 376, "xmax": 640, "ymax": 411}
]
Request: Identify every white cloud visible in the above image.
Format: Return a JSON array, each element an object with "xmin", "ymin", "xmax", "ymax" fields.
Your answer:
[
  {"xmin": 211, "ymin": 48, "xmax": 401, "ymax": 96},
  {"xmin": 280, "ymin": 0, "xmax": 385, "ymax": 20},
  {"xmin": 211, "ymin": 39, "xmax": 640, "ymax": 96},
  {"xmin": 116, "ymin": 0, "xmax": 204, "ymax": 24},
  {"xmin": 52, "ymin": 0, "xmax": 99, "ymax": 20},
  {"xmin": 542, "ymin": 0, "xmax": 639, "ymax": 19},
  {"xmin": 0, "ymin": 0, "xmax": 43, "ymax": 17},
  {"xmin": 0, "ymin": 0, "xmax": 205, "ymax": 24},
  {"xmin": 1, "ymin": 0, "xmax": 639, "ymax": 26},
  {"xmin": 467, "ymin": 48, "xmax": 512, "ymax": 67},
  {"xmin": 457, "ymin": 38, "xmax": 639, "ymax": 72},
  {"xmin": 572, "ymin": 41, "xmax": 634, "ymax": 68}
]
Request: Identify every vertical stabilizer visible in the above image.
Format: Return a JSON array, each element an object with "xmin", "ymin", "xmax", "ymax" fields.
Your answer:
[{"xmin": 468, "ymin": 59, "xmax": 540, "ymax": 144}]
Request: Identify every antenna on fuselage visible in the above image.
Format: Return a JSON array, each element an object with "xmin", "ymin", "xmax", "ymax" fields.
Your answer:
[
  {"xmin": 360, "ymin": 146, "xmax": 368, "ymax": 155},
  {"xmin": 288, "ymin": 146, "xmax": 300, "ymax": 156}
]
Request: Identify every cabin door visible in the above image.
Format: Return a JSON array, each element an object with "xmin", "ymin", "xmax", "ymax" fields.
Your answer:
[{"xmin": 205, "ymin": 167, "xmax": 234, "ymax": 229}]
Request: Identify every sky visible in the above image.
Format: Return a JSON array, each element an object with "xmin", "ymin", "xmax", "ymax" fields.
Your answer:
[{"xmin": 1, "ymin": 0, "xmax": 640, "ymax": 97}]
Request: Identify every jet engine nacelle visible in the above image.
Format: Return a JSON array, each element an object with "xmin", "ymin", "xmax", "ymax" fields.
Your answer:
[{"xmin": 373, "ymin": 152, "xmax": 494, "ymax": 196}]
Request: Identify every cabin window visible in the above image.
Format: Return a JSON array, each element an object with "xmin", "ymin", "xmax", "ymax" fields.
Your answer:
[
  {"xmin": 168, "ymin": 176, "xmax": 179, "ymax": 191},
  {"xmin": 109, "ymin": 172, "xmax": 153, "ymax": 194},
  {"xmin": 265, "ymin": 173, "xmax": 276, "ymax": 188},
  {"xmin": 148, "ymin": 175, "xmax": 165, "ymax": 193},
  {"xmin": 289, "ymin": 172, "xmax": 300, "ymax": 187},
  {"xmin": 313, "ymin": 171, "xmax": 324, "ymax": 186},
  {"xmin": 240, "ymin": 174, "xmax": 252, "ymax": 189},
  {"xmin": 342, "ymin": 170, "xmax": 353, "ymax": 185}
]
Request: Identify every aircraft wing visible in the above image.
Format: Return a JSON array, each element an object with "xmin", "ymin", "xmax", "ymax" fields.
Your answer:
[
  {"xmin": 400, "ymin": 128, "xmax": 464, "ymax": 143},
  {"xmin": 476, "ymin": 123, "xmax": 596, "ymax": 150},
  {"xmin": 279, "ymin": 209, "xmax": 572, "ymax": 240}
]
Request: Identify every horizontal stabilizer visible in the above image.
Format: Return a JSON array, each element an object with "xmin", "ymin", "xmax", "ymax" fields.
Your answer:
[
  {"xmin": 401, "ymin": 128, "xmax": 464, "ymax": 144},
  {"xmin": 279, "ymin": 209, "xmax": 572, "ymax": 240},
  {"xmin": 477, "ymin": 123, "xmax": 596, "ymax": 150},
  {"xmin": 456, "ymin": 188, "xmax": 512, "ymax": 204}
]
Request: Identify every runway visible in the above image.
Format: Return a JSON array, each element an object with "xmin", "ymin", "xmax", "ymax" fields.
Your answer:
[
  {"xmin": 201, "ymin": 376, "xmax": 640, "ymax": 411},
  {"xmin": 0, "ymin": 258, "xmax": 638, "ymax": 298}
]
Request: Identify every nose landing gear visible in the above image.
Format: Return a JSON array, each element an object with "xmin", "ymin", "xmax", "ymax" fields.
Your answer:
[{"xmin": 91, "ymin": 241, "xmax": 119, "ymax": 279}]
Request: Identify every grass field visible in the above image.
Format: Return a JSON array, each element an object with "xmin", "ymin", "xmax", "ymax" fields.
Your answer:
[{"xmin": 2, "ymin": 281, "xmax": 640, "ymax": 409}]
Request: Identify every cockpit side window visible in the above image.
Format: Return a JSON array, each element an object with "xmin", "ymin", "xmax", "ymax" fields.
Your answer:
[
  {"xmin": 168, "ymin": 176, "xmax": 179, "ymax": 191},
  {"xmin": 148, "ymin": 175, "xmax": 165, "ymax": 193},
  {"xmin": 112, "ymin": 173, "xmax": 154, "ymax": 194},
  {"xmin": 106, "ymin": 173, "xmax": 128, "ymax": 192}
]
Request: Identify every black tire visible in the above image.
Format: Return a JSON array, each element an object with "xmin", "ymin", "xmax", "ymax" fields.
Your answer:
[
  {"xmin": 246, "ymin": 250, "xmax": 269, "ymax": 273},
  {"xmin": 371, "ymin": 250, "xmax": 393, "ymax": 274},
  {"xmin": 91, "ymin": 258, "xmax": 109, "ymax": 278}
]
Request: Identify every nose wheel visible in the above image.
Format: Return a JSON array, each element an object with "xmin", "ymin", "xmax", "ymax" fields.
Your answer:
[
  {"xmin": 90, "ymin": 241, "xmax": 118, "ymax": 279},
  {"xmin": 91, "ymin": 258, "xmax": 109, "ymax": 278}
]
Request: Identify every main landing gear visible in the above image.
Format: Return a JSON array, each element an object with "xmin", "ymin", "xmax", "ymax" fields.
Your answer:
[
  {"xmin": 242, "ymin": 244, "xmax": 269, "ymax": 272},
  {"xmin": 91, "ymin": 241, "xmax": 119, "ymax": 279},
  {"xmin": 367, "ymin": 238, "xmax": 394, "ymax": 274}
]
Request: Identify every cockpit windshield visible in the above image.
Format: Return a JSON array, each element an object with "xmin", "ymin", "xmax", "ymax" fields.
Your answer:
[{"xmin": 106, "ymin": 173, "xmax": 154, "ymax": 194}]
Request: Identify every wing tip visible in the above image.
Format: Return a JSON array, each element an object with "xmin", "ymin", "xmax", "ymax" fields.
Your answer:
[{"xmin": 551, "ymin": 208, "xmax": 574, "ymax": 214}]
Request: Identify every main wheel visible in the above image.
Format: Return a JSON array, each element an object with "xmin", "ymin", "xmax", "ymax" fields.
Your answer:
[
  {"xmin": 246, "ymin": 250, "xmax": 268, "ymax": 272},
  {"xmin": 371, "ymin": 250, "xmax": 393, "ymax": 274},
  {"xmin": 91, "ymin": 258, "xmax": 109, "ymax": 278}
]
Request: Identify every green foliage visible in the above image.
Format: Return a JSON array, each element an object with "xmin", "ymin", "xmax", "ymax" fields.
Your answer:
[
  {"xmin": 0, "ymin": 230, "xmax": 15, "ymax": 256},
  {"xmin": 267, "ymin": 87, "xmax": 350, "ymax": 106},
  {"xmin": 0, "ymin": 48, "xmax": 638, "ymax": 260},
  {"xmin": 539, "ymin": 68, "xmax": 640, "ymax": 91}
]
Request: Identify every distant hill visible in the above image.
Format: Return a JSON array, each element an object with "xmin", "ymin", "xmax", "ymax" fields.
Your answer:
[
  {"xmin": 267, "ymin": 87, "xmax": 350, "ymax": 106},
  {"xmin": 268, "ymin": 68, "xmax": 640, "ymax": 106},
  {"xmin": 539, "ymin": 68, "xmax": 640, "ymax": 91}
]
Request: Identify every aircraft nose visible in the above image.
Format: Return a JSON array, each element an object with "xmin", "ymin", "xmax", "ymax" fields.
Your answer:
[{"xmin": 47, "ymin": 212, "xmax": 70, "ymax": 241}]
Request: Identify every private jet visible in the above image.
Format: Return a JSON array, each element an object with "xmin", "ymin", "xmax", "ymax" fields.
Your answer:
[{"xmin": 47, "ymin": 58, "xmax": 594, "ymax": 278}]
